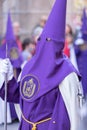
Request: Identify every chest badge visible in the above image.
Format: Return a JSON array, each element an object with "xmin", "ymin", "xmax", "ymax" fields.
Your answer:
[
  {"xmin": 9, "ymin": 47, "xmax": 19, "ymax": 60},
  {"xmin": 20, "ymin": 75, "xmax": 40, "ymax": 101}
]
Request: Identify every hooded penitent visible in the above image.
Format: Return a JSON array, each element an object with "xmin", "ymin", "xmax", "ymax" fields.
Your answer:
[
  {"xmin": 0, "ymin": 12, "xmax": 23, "ymax": 68},
  {"xmin": 81, "ymin": 8, "xmax": 87, "ymax": 42},
  {"xmin": 21, "ymin": 0, "xmax": 80, "ymax": 102},
  {"xmin": 75, "ymin": 9, "xmax": 87, "ymax": 96},
  {"xmin": 0, "ymin": 0, "xmax": 81, "ymax": 130}
]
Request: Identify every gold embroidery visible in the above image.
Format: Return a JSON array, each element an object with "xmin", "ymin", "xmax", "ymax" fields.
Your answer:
[
  {"xmin": 23, "ymin": 78, "xmax": 36, "ymax": 98},
  {"xmin": 20, "ymin": 74, "xmax": 40, "ymax": 101},
  {"xmin": 10, "ymin": 48, "xmax": 19, "ymax": 60}
]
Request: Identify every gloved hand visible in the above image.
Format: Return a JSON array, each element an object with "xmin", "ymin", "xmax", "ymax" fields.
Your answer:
[
  {"xmin": 0, "ymin": 58, "xmax": 8, "ymax": 88},
  {"xmin": 7, "ymin": 59, "xmax": 14, "ymax": 81},
  {"xmin": 0, "ymin": 58, "xmax": 9, "ymax": 74},
  {"xmin": 0, "ymin": 72, "xmax": 5, "ymax": 89},
  {"xmin": 0, "ymin": 58, "xmax": 14, "ymax": 81}
]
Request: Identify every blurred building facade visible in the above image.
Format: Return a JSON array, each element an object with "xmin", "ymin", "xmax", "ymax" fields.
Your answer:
[
  {"xmin": 0, "ymin": 0, "xmax": 3, "ymax": 37},
  {"xmin": 0, "ymin": 0, "xmax": 87, "ymax": 39}
]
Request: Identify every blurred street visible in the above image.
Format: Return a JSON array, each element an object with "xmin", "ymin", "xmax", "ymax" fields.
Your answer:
[{"xmin": 0, "ymin": 121, "xmax": 19, "ymax": 130}]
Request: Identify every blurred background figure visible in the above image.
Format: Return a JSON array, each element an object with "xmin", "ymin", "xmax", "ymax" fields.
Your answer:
[
  {"xmin": 32, "ymin": 15, "xmax": 47, "ymax": 44},
  {"xmin": 65, "ymin": 24, "xmax": 73, "ymax": 36},
  {"xmin": 0, "ymin": 36, "xmax": 3, "ymax": 46},
  {"xmin": 75, "ymin": 8, "xmax": 87, "ymax": 97},
  {"xmin": 64, "ymin": 24, "xmax": 78, "ymax": 70},
  {"xmin": 74, "ymin": 22, "xmax": 82, "ymax": 40},
  {"xmin": 13, "ymin": 22, "xmax": 22, "ymax": 51},
  {"xmin": 34, "ymin": 15, "xmax": 47, "ymax": 31},
  {"xmin": 75, "ymin": 38, "xmax": 87, "ymax": 97},
  {"xmin": 22, "ymin": 38, "xmax": 35, "ymax": 62},
  {"xmin": 64, "ymin": 24, "xmax": 73, "ymax": 57},
  {"xmin": 39, "ymin": 15, "xmax": 47, "ymax": 28},
  {"xmin": 32, "ymin": 27, "xmax": 43, "ymax": 44},
  {"xmin": 21, "ymin": 38, "xmax": 36, "ymax": 69},
  {"xmin": 65, "ymin": 33, "xmax": 78, "ymax": 70}
]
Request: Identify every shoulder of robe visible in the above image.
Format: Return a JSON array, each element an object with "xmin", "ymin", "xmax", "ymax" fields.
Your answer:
[
  {"xmin": 60, "ymin": 72, "xmax": 79, "ymax": 85},
  {"xmin": 59, "ymin": 72, "xmax": 83, "ymax": 99}
]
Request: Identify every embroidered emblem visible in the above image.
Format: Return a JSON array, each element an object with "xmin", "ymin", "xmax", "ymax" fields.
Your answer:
[
  {"xmin": 20, "ymin": 75, "xmax": 40, "ymax": 100},
  {"xmin": 9, "ymin": 47, "xmax": 19, "ymax": 60}
]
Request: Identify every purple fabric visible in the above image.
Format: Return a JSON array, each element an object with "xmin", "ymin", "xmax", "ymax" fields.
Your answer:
[
  {"xmin": 10, "ymin": 68, "xmax": 21, "ymax": 120},
  {"xmin": 81, "ymin": 8, "xmax": 87, "ymax": 41},
  {"xmin": 0, "ymin": 79, "xmax": 70, "ymax": 130},
  {"xmin": 21, "ymin": 0, "xmax": 80, "ymax": 102},
  {"xmin": 16, "ymin": 68, "xmax": 21, "ymax": 79},
  {"xmin": 10, "ymin": 103, "xmax": 18, "ymax": 120},
  {"xmin": 75, "ymin": 46, "xmax": 87, "ymax": 96},
  {"xmin": 0, "ymin": 12, "xmax": 23, "ymax": 68},
  {"xmin": 48, "ymin": 89, "xmax": 70, "ymax": 130},
  {"xmin": 0, "ymin": 78, "xmax": 19, "ymax": 103},
  {"xmin": 19, "ymin": 87, "xmax": 70, "ymax": 130},
  {"xmin": 41, "ymin": 0, "xmax": 66, "ymax": 42},
  {"xmin": 6, "ymin": 12, "xmax": 15, "ymax": 41}
]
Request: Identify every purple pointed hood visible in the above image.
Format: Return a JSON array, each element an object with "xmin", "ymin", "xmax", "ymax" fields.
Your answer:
[
  {"xmin": 81, "ymin": 8, "xmax": 87, "ymax": 41},
  {"xmin": 21, "ymin": 0, "xmax": 80, "ymax": 102},
  {"xmin": 41, "ymin": 0, "xmax": 66, "ymax": 43},
  {"xmin": 0, "ymin": 12, "xmax": 23, "ymax": 68},
  {"xmin": 6, "ymin": 12, "xmax": 15, "ymax": 41}
]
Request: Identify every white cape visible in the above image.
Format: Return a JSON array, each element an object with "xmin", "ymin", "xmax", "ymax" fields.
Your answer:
[{"xmin": 59, "ymin": 72, "xmax": 83, "ymax": 130}]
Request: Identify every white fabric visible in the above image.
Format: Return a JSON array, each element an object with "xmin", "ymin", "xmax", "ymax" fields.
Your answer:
[
  {"xmin": 18, "ymin": 60, "xmax": 28, "ymax": 82},
  {"xmin": 59, "ymin": 72, "xmax": 83, "ymax": 130},
  {"xmin": 75, "ymin": 38, "xmax": 84, "ymax": 45},
  {"xmin": 0, "ymin": 59, "xmax": 9, "ymax": 73},
  {"xmin": 14, "ymin": 104, "xmax": 21, "ymax": 121},
  {"xmin": 0, "ymin": 58, "xmax": 14, "ymax": 82},
  {"xmin": 0, "ymin": 73, "xmax": 5, "ymax": 89},
  {"xmin": 7, "ymin": 59, "xmax": 14, "ymax": 81},
  {"xmin": 0, "ymin": 98, "xmax": 12, "ymax": 124},
  {"xmin": 21, "ymin": 60, "xmax": 28, "ymax": 70}
]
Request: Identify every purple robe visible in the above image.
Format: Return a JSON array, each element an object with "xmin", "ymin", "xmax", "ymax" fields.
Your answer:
[
  {"xmin": 0, "ymin": 78, "xmax": 70, "ymax": 130},
  {"xmin": 0, "ymin": 13, "xmax": 23, "ymax": 69},
  {"xmin": 10, "ymin": 68, "xmax": 21, "ymax": 120},
  {"xmin": 75, "ymin": 45, "xmax": 87, "ymax": 96},
  {"xmin": 81, "ymin": 8, "xmax": 87, "ymax": 42}
]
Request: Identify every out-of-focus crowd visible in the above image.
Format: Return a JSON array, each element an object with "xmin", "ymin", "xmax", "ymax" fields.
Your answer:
[{"xmin": 0, "ymin": 15, "xmax": 47, "ymax": 61}]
